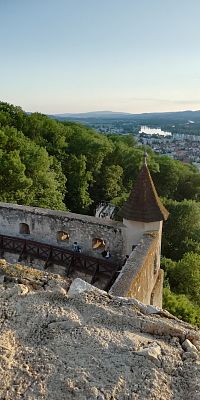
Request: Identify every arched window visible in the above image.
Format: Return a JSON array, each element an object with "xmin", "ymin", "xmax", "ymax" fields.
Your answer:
[
  {"xmin": 57, "ymin": 231, "xmax": 69, "ymax": 241},
  {"xmin": 92, "ymin": 238, "xmax": 105, "ymax": 250},
  {"xmin": 19, "ymin": 223, "xmax": 30, "ymax": 235}
]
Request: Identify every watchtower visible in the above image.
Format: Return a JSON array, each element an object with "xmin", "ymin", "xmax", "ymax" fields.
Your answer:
[{"xmin": 119, "ymin": 153, "xmax": 169, "ymax": 255}]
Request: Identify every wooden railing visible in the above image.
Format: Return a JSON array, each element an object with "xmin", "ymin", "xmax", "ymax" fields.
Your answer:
[{"xmin": 0, "ymin": 234, "xmax": 119, "ymax": 290}]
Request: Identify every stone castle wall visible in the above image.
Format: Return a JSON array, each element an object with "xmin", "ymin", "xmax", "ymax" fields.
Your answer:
[
  {"xmin": 0, "ymin": 203, "xmax": 163, "ymax": 307},
  {"xmin": 0, "ymin": 203, "xmax": 126, "ymax": 264},
  {"xmin": 109, "ymin": 232, "xmax": 163, "ymax": 307}
]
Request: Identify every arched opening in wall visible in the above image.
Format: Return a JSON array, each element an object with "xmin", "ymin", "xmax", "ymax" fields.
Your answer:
[
  {"xmin": 92, "ymin": 238, "xmax": 105, "ymax": 250},
  {"xmin": 19, "ymin": 223, "xmax": 30, "ymax": 235},
  {"xmin": 57, "ymin": 231, "xmax": 70, "ymax": 242}
]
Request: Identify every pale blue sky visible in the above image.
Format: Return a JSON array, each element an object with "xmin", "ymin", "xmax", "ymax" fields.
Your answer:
[{"xmin": 0, "ymin": 0, "xmax": 200, "ymax": 113}]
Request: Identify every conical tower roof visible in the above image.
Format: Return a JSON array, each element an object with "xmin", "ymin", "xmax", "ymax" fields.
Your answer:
[{"xmin": 119, "ymin": 160, "xmax": 169, "ymax": 223}]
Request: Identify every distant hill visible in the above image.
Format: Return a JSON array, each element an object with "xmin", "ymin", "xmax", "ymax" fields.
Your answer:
[
  {"xmin": 51, "ymin": 110, "xmax": 200, "ymax": 122},
  {"xmin": 53, "ymin": 111, "xmax": 132, "ymax": 119}
]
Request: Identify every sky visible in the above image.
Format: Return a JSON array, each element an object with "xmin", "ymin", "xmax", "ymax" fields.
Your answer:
[{"xmin": 0, "ymin": 0, "xmax": 200, "ymax": 114}]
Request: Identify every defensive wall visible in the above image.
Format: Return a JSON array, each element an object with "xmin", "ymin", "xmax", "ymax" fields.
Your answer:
[
  {"xmin": 0, "ymin": 203, "xmax": 126, "ymax": 264},
  {"xmin": 109, "ymin": 231, "xmax": 163, "ymax": 307},
  {"xmin": 0, "ymin": 202, "xmax": 163, "ymax": 307}
]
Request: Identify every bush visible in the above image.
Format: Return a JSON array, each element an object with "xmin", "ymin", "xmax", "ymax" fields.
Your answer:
[{"xmin": 163, "ymin": 287, "xmax": 200, "ymax": 327}]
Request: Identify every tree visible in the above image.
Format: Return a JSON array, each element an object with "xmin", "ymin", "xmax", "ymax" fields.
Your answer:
[
  {"xmin": 152, "ymin": 157, "xmax": 181, "ymax": 198},
  {"xmin": 23, "ymin": 113, "xmax": 68, "ymax": 159},
  {"xmin": 160, "ymin": 256, "xmax": 177, "ymax": 288},
  {"xmin": 168, "ymin": 252, "xmax": 200, "ymax": 306},
  {"xmin": 162, "ymin": 199, "xmax": 200, "ymax": 260},
  {"xmin": 0, "ymin": 102, "xmax": 26, "ymax": 131},
  {"xmin": 175, "ymin": 171, "xmax": 200, "ymax": 201},
  {"xmin": 90, "ymin": 164, "xmax": 123, "ymax": 207},
  {"xmin": 0, "ymin": 126, "xmax": 66, "ymax": 210},
  {"xmin": 163, "ymin": 287, "xmax": 200, "ymax": 327},
  {"xmin": 102, "ymin": 165, "xmax": 123, "ymax": 201},
  {"xmin": 0, "ymin": 149, "xmax": 32, "ymax": 203},
  {"xmin": 64, "ymin": 155, "xmax": 93, "ymax": 213},
  {"xmin": 67, "ymin": 127, "xmax": 113, "ymax": 173},
  {"xmin": 151, "ymin": 156, "xmax": 200, "ymax": 201}
]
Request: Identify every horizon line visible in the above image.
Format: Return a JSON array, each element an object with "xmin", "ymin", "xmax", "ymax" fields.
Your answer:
[{"xmin": 28, "ymin": 108, "xmax": 200, "ymax": 116}]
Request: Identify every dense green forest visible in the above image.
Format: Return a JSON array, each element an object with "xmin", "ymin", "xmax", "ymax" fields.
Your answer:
[{"xmin": 0, "ymin": 102, "xmax": 200, "ymax": 326}]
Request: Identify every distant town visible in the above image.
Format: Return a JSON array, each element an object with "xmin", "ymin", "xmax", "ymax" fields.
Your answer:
[
  {"xmin": 89, "ymin": 122, "xmax": 200, "ymax": 171},
  {"xmin": 53, "ymin": 110, "xmax": 200, "ymax": 171},
  {"xmin": 137, "ymin": 130, "xmax": 200, "ymax": 171}
]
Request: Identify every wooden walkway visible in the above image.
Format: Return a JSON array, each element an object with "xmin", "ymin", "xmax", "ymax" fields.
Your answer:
[{"xmin": 0, "ymin": 234, "xmax": 119, "ymax": 290}]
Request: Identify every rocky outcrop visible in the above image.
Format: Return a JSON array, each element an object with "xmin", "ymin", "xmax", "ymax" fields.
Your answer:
[{"xmin": 0, "ymin": 263, "xmax": 199, "ymax": 399}]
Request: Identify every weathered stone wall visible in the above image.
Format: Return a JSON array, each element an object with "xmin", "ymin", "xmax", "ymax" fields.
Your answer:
[
  {"xmin": 0, "ymin": 203, "xmax": 164, "ymax": 306},
  {"xmin": 0, "ymin": 203, "xmax": 126, "ymax": 264},
  {"xmin": 109, "ymin": 232, "xmax": 163, "ymax": 307},
  {"xmin": 151, "ymin": 269, "xmax": 164, "ymax": 308},
  {"xmin": 123, "ymin": 219, "xmax": 162, "ymax": 254}
]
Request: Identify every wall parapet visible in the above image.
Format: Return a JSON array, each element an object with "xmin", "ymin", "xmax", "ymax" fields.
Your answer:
[{"xmin": 109, "ymin": 231, "xmax": 162, "ymax": 306}]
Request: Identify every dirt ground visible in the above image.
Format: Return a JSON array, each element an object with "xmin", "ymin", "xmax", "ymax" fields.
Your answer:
[{"xmin": 0, "ymin": 262, "xmax": 199, "ymax": 400}]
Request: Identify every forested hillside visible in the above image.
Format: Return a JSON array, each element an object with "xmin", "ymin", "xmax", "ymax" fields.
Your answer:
[{"xmin": 0, "ymin": 102, "xmax": 200, "ymax": 325}]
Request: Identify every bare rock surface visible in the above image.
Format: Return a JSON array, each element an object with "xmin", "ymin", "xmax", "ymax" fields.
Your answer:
[{"xmin": 0, "ymin": 264, "xmax": 200, "ymax": 399}]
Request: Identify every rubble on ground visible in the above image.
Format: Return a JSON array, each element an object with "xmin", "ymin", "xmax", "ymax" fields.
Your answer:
[{"xmin": 0, "ymin": 262, "xmax": 199, "ymax": 399}]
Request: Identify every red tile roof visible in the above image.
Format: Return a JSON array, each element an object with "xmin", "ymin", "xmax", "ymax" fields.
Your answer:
[{"xmin": 119, "ymin": 164, "xmax": 169, "ymax": 222}]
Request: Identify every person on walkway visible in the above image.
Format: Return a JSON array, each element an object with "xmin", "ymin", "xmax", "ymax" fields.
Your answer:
[
  {"xmin": 105, "ymin": 248, "xmax": 111, "ymax": 259},
  {"xmin": 72, "ymin": 242, "xmax": 78, "ymax": 252},
  {"xmin": 77, "ymin": 244, "xmax": 82, "ymax": 253},
  {"xmin": 72, "ymin": 242, "xmax": 82, "ymax": 253}
]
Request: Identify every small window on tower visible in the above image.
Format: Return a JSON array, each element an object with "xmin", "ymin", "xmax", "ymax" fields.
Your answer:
[
  {"xmin": 92, "ymin": 238, "xmax": 105, "ymax": 250},
  {"xmin": 57, "ymin": 231, "xmax": 70, "ymax": 241}
]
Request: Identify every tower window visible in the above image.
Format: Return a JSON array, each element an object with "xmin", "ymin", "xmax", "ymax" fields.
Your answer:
[
  {"xmin": 19, "ymin": 223, "xmax": 30, "ymax": 235},
  {"xmin": 57, "ymin": 231, "xmax": 69, "ymax": 241},
  {"xmin": 92, "ymin": 238, "xmax": 105, "ymax": 250}
]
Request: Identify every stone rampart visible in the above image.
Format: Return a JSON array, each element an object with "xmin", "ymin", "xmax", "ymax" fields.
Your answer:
[
  {"xmin": 0, "ymin": 203, "xmax": 163, "ymax": 307},
  {"xmin": 109, "ymin": 232, "xmax": 163, "ymax": 307},
  {"xmin": 0, "ymin": 203, "xmax": 126, "ymax": 264}
]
